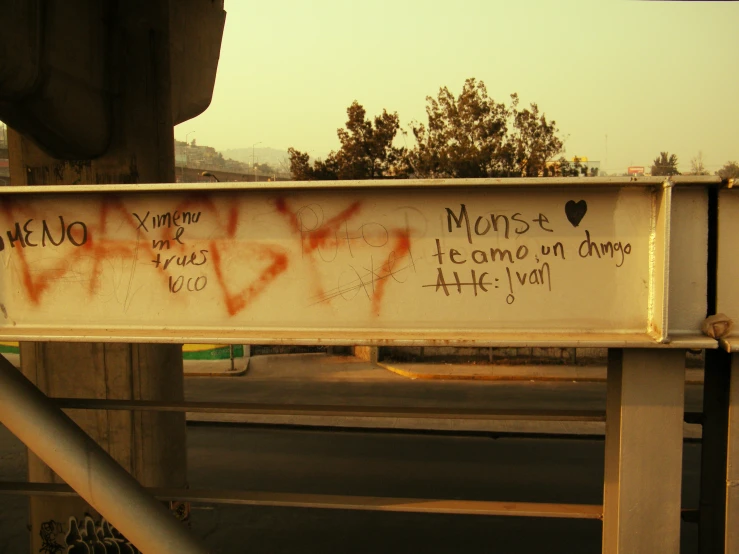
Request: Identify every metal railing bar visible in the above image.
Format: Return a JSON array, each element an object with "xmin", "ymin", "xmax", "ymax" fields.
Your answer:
[
  {"xmin": 46, "ymin": 400, "xmax": 708, "ymax": 424},
  {"xmin": 0, "ymin": 481, "xmax": 603, "ymax": 520},
  {"xmin": 183, "ymin": 421, "xmax": 703, "ymax": 444},
  {"xmin": 48, "ymin": 399, "xmax": 706, "ymax": 423},
  {"xmin": 48, "ymin": 398, "xmax": 607, "ymax": 421}
]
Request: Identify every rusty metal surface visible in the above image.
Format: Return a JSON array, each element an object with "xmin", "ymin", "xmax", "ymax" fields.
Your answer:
[
  {"xmin": 0, "ymin": 481, "xmax": 604, "ymax": 519},
  {"xmin": 0, "ymin": 179, "xmax": 714, "ymax": 345}
]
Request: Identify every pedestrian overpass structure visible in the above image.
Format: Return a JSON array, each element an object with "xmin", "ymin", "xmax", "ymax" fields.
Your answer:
[{"xmin": 0, "ymin": 176, "xmax": 736, "ymax": 553}]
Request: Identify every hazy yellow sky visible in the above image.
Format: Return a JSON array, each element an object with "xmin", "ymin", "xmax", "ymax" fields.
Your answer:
[{"xmin": 176, "ymin": 0, "xmax": 738, "ymax": 174}]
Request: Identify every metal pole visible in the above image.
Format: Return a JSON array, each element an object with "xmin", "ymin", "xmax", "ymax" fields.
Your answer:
[
  {"xmin": 699, "ymin": 349, "xmax": 731, "ymax": 552},
  {"xmin": 726, "ymin": 351, "xmax": 739, "ymax": 552},
  {"xmin": 602, "ymin": 348, "xmax": 685, "ymax": 554},
  {"xmin": 0, "ymin": 356, "xmax": 208, "ymax": 554},
  {"xmin": 252, "ymin": 141, "xmax": 261, "ymax": 182}
]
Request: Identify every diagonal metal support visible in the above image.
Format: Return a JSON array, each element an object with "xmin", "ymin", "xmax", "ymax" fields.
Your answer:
[{"xmin": 0, "ymin": 355, "xmax": 207, "ymax": 554}]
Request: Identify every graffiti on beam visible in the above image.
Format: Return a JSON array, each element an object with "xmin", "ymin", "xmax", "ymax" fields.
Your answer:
[
  {"xmin": 0, "ymin": 188, "xmax": 652, "ymax": 333},
  {"xmin": 40, "ymin": 515, "xmax": 139, "ymax": 553},
  {"xmin": 422, "ymin": 200, "xmax": 632, "ymax": 304},
  {"xmin": 274, "ymin": 197, "xmax": 418, "ymax": 316}
]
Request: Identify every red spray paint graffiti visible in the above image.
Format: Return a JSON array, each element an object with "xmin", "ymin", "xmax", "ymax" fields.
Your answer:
[
  {"xmin": 371, "ymin": 230, "xmax": 412, "ymax": 316},
  {"xmin": 274, "ymin": 197, "xmax": 415, "ymax": 316},
  {"xmin": 1, "ymin": 193, "xmax": 414, "ymax": 319},
  {"xmin": 209, "ymin": 241, "xmax": 288, "ymax": 316},
  {"xmin": 1, "ymin": 194, "xmax": 289, "ymax": 318}
]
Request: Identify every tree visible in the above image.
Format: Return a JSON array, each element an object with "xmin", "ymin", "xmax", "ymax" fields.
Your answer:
[
  {"xmin": 312, "ymin": 156, "xmax": 341, "ymax": 180},
  {"xmin": 334, "ymin": 102, "xmax": 407, "ymax": 179},
  {"xmin": 256, "ymin": 162, "xmax": 277, "ymax": 174},
  {"xmin": 508, "ymin": 93, "xmax": 564, "ymax": 177},
  {"xmin": 651, "ymin": 151, "xmax": 680, "ymax": 176},
  {"xmin": 690, "ymin": 151, "xmax": 709, "ymax": 175},
  {"xmin": 408, "ymin": 79, "xmax": 509, "ymax": 178},
  {"xmin": 288, "ymin": 101, "xmax": 407, "ymax": 180},
  {"xmin": 717, "ymin": 161, "xmax": 739, "ymax": 180},
  {"xmin": 287, "ymin": 147, "xmax": 314, "ymax": 180},
  {"xmin": 408, "ymin": 78, "xmax": 563, "ymax": 178}
]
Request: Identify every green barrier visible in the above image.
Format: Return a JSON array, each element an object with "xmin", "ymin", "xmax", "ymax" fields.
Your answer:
[
  {"xmin": 182, "ymin": 345, "xmax": 245, "ymax": 361},
  {"xmin": 0, "ymin": 343, "xmax": 19, "ymax": 355}
]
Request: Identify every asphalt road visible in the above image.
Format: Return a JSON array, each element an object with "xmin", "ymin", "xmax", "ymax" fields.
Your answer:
[
  {"xmin": 0, "ymin": 357, "xmax": 708, "ymax": 553},
  {"xmin": 184, "ymin": 353, "xmax": 705, "ymax": 412},
  {"xmin": 185, "ymin": 426, "xmax": 702, "ymax": 554},
  {"xmin": 0, "ymin": 423, "xmax": 702, "ymax": 553}
]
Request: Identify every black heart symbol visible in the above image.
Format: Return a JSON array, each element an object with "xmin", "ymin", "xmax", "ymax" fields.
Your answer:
[{"xmin": 565, "ymin": 200, "xmax": 587, "ymax": 227}]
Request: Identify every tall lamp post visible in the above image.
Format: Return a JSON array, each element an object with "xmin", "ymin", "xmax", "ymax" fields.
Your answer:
[{"xmin": 252, "ymin": 141, "xmax": 262, "ymax": 182}]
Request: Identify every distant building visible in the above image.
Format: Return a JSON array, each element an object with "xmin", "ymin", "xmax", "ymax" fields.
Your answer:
[{"xmin": 545, "ymin": 156, "xmax": 601, "ymax": 177}]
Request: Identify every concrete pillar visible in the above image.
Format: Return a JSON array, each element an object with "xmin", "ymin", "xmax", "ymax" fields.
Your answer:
[
  {"xmin": 353, "ymin": 346, "xmax": 379, "ymax": 363},
  {"xmin": 7, "ymin": 2, "xmax": 188, "ymax": 551}
]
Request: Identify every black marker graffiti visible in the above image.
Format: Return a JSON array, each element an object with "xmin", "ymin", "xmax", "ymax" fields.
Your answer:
[
  {"xmin": 151, "ymin": 249, "xmax": 209, "ymax": 271},
  {"xmin": 40, "ymin": 520, "xmax": 65, "ymax": 553},
  {"xmin": 425, "ymin": 199, "xmax": 634, "ymax": 303},
  {"xmin": 151, "ymin": 227, "xmax": 185, "ymax": 250},
  {"xmin": 131, "ymin": 210, "xmax": 201, "ymax": 232},
  {"xmin": 423, "ymin": 268, "xmax": 496, "ymax": 296},
  {"xmin": 445, "ymin": 204, "xmax": 553, "ymax": 244},
  {"xmin": 133, "ymin": 209, "xmax": 210, "ymax": 295},
  {"xmin": 565, "ymin": 200, "xmax": 587, "ymax": 227},
  {"xmin": 432, "ymin": 238, "xmax": 529, "ymax": 266},
  {"xmin": 169, "ymin": 275, "xmax": 208, "ymax": 293},
  {"xmin": 0, "ymin": 217, "xmax": 88, "ymax": 251},
  {"xmin": 578, "ymin": 230, "xmax": 632, "ymax": 267}
]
